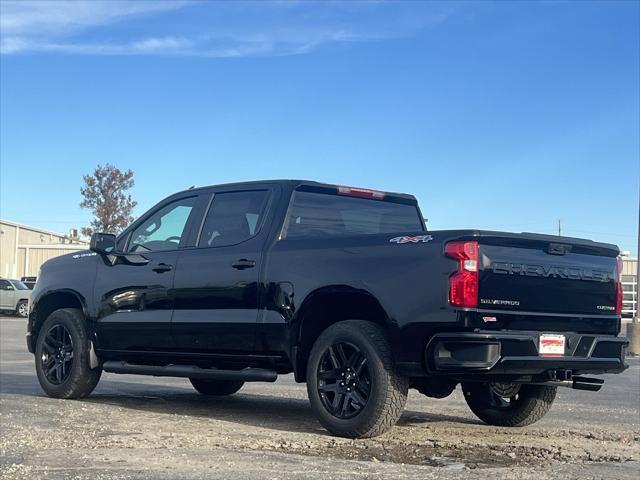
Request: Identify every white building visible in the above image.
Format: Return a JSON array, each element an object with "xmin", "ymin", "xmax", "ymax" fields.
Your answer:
[
  {"xmin": 0, "ymin": 220, "xmax": 88, "ymax": 279},
  {"xmin": 621, "ymin": 257, "xmax": 638, "ymax": 319}
]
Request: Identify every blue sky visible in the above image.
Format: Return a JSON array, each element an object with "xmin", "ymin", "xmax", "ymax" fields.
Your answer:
[{"xmin": 1, "ymin": 1, "xmax": 638, "ymax": 253}]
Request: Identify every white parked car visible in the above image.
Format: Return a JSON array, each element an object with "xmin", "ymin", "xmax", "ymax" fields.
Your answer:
[{"xmin": 0, "ymin": 278, "xmax": 31, "ymax": 317}]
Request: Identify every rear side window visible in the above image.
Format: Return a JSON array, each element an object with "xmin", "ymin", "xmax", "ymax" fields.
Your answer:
[
  {"xmin": 198, "ymin": 190, "xmax": 269, "ymax": 247},
  {"xmin": 284, "ymin": 191, "xmax": 424, "ymax": 238}
]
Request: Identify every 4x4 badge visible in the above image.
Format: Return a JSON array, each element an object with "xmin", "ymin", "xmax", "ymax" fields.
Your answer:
[{"xmin": 389, "ymin": 235, "xmax": 433, "ymax": 244}]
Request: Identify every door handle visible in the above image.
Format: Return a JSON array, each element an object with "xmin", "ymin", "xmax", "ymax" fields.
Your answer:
[
  {"xmin": 152, "ymin": 263, "xmax": 173, "ymax": 273},
  {"xmin": 232, "ymin": 259, "xmax": 256, "ymax": 270}
]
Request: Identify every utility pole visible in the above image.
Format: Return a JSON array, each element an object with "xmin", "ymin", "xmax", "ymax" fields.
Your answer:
[
  {"xmin": 628, "ymin": 188, "xmax": 640, "ymax": 354},
  {"xmin": 636, "ymin": 189, "xmax": 640, "ymax": 325},
  {"xmin": 558, "ymin": 219, "xmax": 561, "ymax": 237}
]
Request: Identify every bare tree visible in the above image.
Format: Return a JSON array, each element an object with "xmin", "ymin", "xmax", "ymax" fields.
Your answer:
[{"xmin": 80, "ymin": 164, "xmax": 137, "ymax": 237}]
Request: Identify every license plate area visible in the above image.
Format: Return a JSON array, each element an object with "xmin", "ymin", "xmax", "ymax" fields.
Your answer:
[{"xmin": 539, "ymin": 334, "xmax": 565, "ymax": 356}]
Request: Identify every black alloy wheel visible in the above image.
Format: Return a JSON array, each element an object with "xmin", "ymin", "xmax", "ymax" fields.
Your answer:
[
  {"xmin": 485, "ymin": 382, "xmax": 522, "ymax": 408},
  {"xmin": 462, "ymin": 381, "xmax": 557, "ymax": 427},
  {"xmin": 306, "ymin": 320, "xmax": 408, "ymax": 438},
  {"xmin": 40, "ymin": 324, "xmax": 75, "ymax": 385},
  {"xmin": 317, "ymin": 342, "xmax": 371, "ymax": 419}
]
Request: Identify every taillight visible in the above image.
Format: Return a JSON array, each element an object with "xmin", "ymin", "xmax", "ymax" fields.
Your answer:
[
  {"xmin": 445, "ymin": 240, "xmax": 479, "ymax": 308},
  {"xmin": 615, "ymin": 256, "xmax": 623, "ymax": 315}
]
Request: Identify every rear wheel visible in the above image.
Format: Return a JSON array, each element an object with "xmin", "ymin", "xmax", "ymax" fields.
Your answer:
[
  {"xmin": 306, "ymin": 320, "xmax": 408, "ymax": 438},
  {"xmin": 16, "ymin": 300, "xmax": 28, "ymax": 317},
  {"xmin": 34, "ymin": 308, "xmax": 101, "ymax": 399},
  {"xmin": 189, "ymin": 378, "xmax": 244, "ymax": 396},
  {"xmin": 462, "ymin": 382, "xmax": 556, "ymax": 427}
]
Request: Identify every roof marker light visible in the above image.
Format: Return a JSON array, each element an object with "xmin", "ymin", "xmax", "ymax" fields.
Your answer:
[{"xmin": 337, "ymin": 186, "xmax": 387, "ymax": 200}]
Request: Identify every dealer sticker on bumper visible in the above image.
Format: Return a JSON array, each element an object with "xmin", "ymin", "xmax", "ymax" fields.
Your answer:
[{"xmin": 539, "ymin": 334, "xmax": 565, "ymax": 356}]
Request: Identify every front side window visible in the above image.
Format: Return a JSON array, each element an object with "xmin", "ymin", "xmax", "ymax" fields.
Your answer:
[
  {"xmin": 198, "ymin": 190, "xmax": 269, "ymax": 248},
  {"xmin": 128, "ymin": 197, "xmax": 196, "ymax": 252},
  {"xmin": 0, "ymin": 279, "xmax": 13, "ymax": 290},
  {"xmin": 285, "ymin": 191, "xmax": 424, "ymax": 238}
]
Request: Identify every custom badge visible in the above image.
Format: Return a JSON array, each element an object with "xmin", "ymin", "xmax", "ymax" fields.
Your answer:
[
  {"xmin": 72, "ymin": 252, "xmax": 97, "ymax": 259},
  {"xmin": 389, "ymin": 235, "xmax": 433, "ymax": 244}
]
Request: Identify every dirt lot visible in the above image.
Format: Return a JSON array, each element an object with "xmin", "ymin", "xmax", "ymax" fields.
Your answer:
[{"xmin": 1, "ymin": 316, "xmax": 638, "ymax": 479}]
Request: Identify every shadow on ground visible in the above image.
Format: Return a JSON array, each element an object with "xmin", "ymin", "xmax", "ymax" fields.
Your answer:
[{"xmin": 0, "ymin": 372, "xmax": 476, "ymax": 436}]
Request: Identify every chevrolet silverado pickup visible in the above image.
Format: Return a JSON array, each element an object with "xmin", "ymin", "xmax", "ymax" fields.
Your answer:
[{"xmin": 27, "ymin": 180, "xmax": 628, "ymax": 438}]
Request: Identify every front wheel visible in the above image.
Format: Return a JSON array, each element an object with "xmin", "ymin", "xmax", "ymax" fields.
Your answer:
[
  {"xmin": 306, "ymin": 320, "xmax": 408, "ymax": 438},
  {"xmin": 34, "ymin": 308, "xmax": 101, "ymax": 399},
  {"xmin": 462, "ymin": 382, "xmax": 556, "ymax": 427},
  {"xmin": 16, "ymin": 300, "xmax": 28, "ymax": 317}
]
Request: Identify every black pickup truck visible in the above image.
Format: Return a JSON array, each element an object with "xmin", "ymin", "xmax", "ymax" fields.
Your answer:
[{"xmin": 27, "ymin": 180, "xmax": 627, "ymax": 438}]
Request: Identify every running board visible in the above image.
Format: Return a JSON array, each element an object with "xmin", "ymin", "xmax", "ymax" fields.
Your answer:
[{"xmin": 102, "ymin": 361, "xmax": 278, "ymax": 382}]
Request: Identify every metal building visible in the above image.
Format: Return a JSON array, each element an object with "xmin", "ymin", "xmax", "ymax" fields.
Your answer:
[
  {"xmin": 621, "ymin": 257, "xmax": 638, "ymax": 319},
  {"xmin": 0, "ymin": 220, "xmax": 87, "ymax": 279}
]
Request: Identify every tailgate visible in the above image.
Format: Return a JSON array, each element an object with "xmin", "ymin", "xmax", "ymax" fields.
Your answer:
[{"xmin": 478, "ymin": 236, "xmax": 619, "ymax": 316}]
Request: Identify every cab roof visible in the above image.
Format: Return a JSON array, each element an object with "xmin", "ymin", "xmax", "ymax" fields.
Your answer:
[{"xmin": 177, "ymin": 179, "xmax": 418, "ymax": 204}]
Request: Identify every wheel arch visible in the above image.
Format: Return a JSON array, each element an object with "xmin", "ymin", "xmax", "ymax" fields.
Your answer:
[
  {"xmin": 29, "ymin": 289, "xmax": 88, "ymax": 351},
  {"xmin": 292, "ymin": 285, "xmax": 396, "ymax": 382}
]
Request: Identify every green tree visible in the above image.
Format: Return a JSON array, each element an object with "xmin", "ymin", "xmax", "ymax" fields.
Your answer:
[{"xmin": 80, "ymin": 164, "xmax": 136, "ymax": 237}]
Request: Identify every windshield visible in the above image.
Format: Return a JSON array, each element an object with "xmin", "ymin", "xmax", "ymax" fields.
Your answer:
[{"xmin": 11, "ymin": 281, "xmax": 30, "ymax": 290}]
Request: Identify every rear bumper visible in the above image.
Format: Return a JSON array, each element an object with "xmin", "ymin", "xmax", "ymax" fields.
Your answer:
[{"xmin": 425, "ymin": 331, "xmax": 628, "ymax": 376}]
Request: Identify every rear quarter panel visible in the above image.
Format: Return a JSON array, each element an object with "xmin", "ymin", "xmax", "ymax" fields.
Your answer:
[{"xmin": 263, "ymin": 231, "xmax": 461, "ymax": 363}]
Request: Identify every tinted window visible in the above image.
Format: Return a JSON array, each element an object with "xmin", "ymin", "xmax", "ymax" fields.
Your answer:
[
  {"xmin": 285, "ymin": 191, "xmax": 423, "ymax": 238},
  {"xmin": 198, "ymin": 191, "xmax": 269, "ymax": 248},
  {"xmin": 10, "ymin": 281, "xmax": 29, "ymax": 290},
  {"xmin": 0, "ymin": 280, "xmax": 13, "ymax": 290},
  {"xmin": 128, "ymin": 197, "xmax": 196, "ymax": 252}
]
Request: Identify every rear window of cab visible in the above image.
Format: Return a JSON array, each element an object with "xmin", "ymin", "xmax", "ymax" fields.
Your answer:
[{"xmin": 284, "ymin": 191, "xmax": 424, "ymax": 238}]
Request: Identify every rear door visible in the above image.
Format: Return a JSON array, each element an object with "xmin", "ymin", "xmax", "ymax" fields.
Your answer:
[{"xmin": 171, "ymin": 186, "xmax": 276, "ymax": 354}]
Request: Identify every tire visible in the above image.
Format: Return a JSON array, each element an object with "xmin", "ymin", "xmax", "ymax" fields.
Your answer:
[
  {"xmin": 16, "ymin": 300, "xmax": 28, "ymax": 318},
  {"xmin": 462, "ymin": 382, "xmax": 556, "ymax": 427},
  {"xmin": 190, "ymin": 378, "xmax": 244, "ymax": 396},
  {"xmin": 306, "ymin": 320, "xmax": 408, "ymax": 438},
  {"xmin": 34, "ymin": 308, "xmax": 101, "ymax": 399}
]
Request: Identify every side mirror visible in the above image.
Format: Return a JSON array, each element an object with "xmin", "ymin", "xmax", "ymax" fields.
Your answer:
[{"xmin": 90, "ymin": 232, "xmax": 117, "ymax": 255}]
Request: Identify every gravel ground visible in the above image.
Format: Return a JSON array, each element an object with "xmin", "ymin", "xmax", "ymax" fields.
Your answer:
[{"xmin": 1, "ymin": 316, "xmax": 638, "ymax": 479}]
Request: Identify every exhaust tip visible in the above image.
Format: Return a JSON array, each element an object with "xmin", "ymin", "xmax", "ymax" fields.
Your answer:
[{"xmin": 572, "ymin": 376, "xmax": 604, "ymax": 392}]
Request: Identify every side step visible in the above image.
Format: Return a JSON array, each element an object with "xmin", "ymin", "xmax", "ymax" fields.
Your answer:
[{"xmin": 102, "ymin": 361, "xmax": 278, "ymax": 382}]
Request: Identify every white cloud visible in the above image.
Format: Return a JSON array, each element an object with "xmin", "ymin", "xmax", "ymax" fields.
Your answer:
[
  {"xmin": 0, "ymin": 1, "xmax": 187, "ymax": 35},
  {"xmin": 0, "ymin": 0, "xmax": 460, "ymax": 57},
  {"xmin": 0, "ymin": 0, "xmax": 190, "ymax": 54}
]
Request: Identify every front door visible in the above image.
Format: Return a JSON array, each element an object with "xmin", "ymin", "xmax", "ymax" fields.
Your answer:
[
  {"xmin": 94, "ymin": 195, "xmax": 198, "ymax": 352},
  {"xmin": 171, "ymin": 189, "xmax": 272, "ymax": 354}
]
